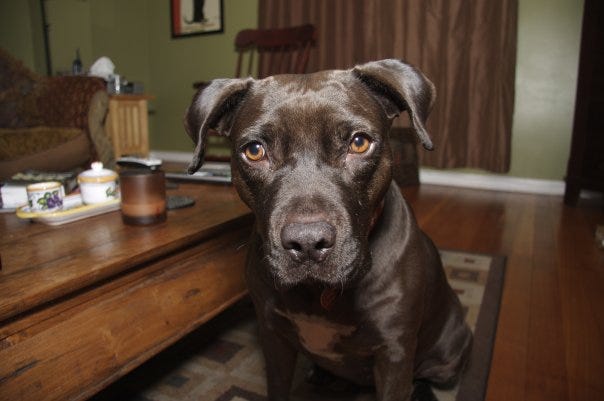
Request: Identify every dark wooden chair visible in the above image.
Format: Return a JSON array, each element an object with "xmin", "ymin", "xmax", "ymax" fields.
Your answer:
[{"xmin": 193, "ymin": 24, "xmax": 316, "ymax": 89}]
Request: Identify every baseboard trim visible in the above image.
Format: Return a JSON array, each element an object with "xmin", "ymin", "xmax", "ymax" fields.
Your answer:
[
  {"xmin": 151, "ymin": 150, "xmax": 196, "ymax": 164},
  {"xmin": 419, "ymin": 169, "xmax": 565, "ymax": 195},
  {"xmin": 152, "ymin": 150, "xmax": 566, "ymax": 196}
]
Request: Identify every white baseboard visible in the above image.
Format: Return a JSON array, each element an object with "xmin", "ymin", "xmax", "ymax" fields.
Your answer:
[
  {"xmin": 151, "ymin": 150, "xmax": 196, "ymax": 164},
  {"xmin": 419, "ymin": 169, "xmax": 565, "ymax": 196},
  {"xmin": 152, "ymin": 150, "xmax": 566, "ymax": 196}
]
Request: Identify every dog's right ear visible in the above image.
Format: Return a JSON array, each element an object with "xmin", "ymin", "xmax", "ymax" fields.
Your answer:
[
  {"xmin": 184, "ymin": 78, "xmax": 253, "ymax": 174},
  {"xmin": 352, "ymin": 59, "xmax": 436, "ymax": 151}
]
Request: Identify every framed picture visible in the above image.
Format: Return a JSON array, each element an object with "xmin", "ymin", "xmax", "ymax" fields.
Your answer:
[{"xmin": 171, "ymin": 0, "xmax": 224, "ymax": 38}]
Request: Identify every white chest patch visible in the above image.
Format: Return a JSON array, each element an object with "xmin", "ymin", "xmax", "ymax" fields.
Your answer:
[{"xmin": 275, "ymin": 309, "xmax": 356, "ymax": 361}]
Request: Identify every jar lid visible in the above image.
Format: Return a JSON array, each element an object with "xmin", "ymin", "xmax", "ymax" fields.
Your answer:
[{"xmin": 78, "ymin": 162, "xmax": 118, "ymax": 184}]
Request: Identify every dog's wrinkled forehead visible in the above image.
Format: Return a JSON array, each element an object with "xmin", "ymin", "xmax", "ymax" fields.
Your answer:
[
  {"xmin": 249, "ymin": 71, "xmax": 345, "ymax": 106},
  {"xmin": 232, "ymin": 71, "xmax": 385, "ymax": 132},
  {"xmin": 258, "ymin": 70, "xmax": 352, "ymax": 101}
]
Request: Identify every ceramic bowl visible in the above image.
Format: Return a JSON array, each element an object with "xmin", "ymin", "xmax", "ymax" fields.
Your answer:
[
  {"xmin": 78, "ymin": 162, "xmax": 119, "ymax": 204},
  {"xmin": 26, "ymin": 181, "xmax": 65, "ymax": 212}
]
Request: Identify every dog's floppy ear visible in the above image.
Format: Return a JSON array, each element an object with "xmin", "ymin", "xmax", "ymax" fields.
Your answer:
[
  {"xmin": 184, "ymin": 78, "xmax": 253, "ymax": 173},
  {"xmin": 352, "ymin": 59, "xmax": 436, "ymax": 150}
]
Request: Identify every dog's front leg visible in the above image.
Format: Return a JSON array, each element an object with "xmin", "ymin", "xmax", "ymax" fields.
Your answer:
[
  {"xmin": 374, "ymin": 343, "xmax": 416, "ymax": 401},
  {"xmin": 258, "ymin": 323, "xmax": 297, "ymax": 401}
]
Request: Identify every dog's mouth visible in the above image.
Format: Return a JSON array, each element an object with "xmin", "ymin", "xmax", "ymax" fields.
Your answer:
[
  {"xmin": 267, "ymin": 248, "xmax": 366, "ymax": 287},
  {"xmin": 264, "ymin": 225, "xmax": 370, "ymax": 287}
]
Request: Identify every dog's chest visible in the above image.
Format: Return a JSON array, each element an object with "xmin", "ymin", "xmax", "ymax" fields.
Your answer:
[{"xmin": 274, "ymin": 309, "xmax": 369, "ymax": 361}]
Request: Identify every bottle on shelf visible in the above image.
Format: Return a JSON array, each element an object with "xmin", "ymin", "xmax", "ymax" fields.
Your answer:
[{"xmin": 72, "ymin": 49, "xmax": 83, "ymax": 75}]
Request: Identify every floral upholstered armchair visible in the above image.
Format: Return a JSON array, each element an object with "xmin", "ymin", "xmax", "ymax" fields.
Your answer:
[{"xmin": 0, "ymin": 48, "xmax": 115, "ymax": 180}]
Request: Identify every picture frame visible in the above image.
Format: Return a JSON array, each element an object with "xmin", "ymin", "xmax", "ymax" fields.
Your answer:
[{"xmin": 171, "ymin": 0, "xmax": 224, "ymax": 38}]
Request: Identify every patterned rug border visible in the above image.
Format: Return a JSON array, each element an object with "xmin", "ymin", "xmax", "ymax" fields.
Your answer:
[{"xmin": 453, "ymin": 252, "xmax": 506, "ymax": 401}]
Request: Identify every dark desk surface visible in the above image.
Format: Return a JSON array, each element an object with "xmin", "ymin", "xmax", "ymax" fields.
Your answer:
[{"xmin": 0, "ymin": 181, "xmax": 252, "ymax": 322}]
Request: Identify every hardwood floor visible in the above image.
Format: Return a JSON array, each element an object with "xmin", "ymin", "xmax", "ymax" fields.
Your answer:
[{"xmin": 401, "ymin": 185, "xmax": 604, "ymax": 401}]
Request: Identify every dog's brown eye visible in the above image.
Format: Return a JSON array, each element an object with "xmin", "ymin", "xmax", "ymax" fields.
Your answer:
[
  {"xmin": 244, "ymin": 142, "xmax": 266, "ymax": 161},
  {"xmin": 349, "ymin": 134, "xmax": 371, "ymax": 154}
]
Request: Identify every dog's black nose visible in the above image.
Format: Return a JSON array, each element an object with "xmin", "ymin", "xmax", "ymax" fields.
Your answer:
[{"xmin": 281, "ymin": 221, "xmax": 335, "ymax": 263}]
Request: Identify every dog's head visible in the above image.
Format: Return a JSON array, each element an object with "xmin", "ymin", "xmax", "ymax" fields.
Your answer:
[{"xmin": 185, "ymin": 59, "xmax": 434, "ymax": 287}]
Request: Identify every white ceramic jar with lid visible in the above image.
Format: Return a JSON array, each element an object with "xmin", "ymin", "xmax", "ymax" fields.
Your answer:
[{"xmin": 78, "ymin": 162, "xmax": 119, "ymax": 204}]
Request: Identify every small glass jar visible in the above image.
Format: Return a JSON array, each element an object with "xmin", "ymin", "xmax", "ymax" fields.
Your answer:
[{"xmin": 119, "ymin": 169, "xmax": 166, "ymax": 225}]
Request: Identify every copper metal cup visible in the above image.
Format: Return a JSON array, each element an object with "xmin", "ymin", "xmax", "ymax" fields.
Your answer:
[{"xmin": 119, "ymin": 169, "xmax": 166, "ymax": 225}]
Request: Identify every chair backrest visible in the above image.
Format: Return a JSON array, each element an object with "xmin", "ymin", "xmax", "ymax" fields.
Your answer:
[{"xmin": 234, "ymin": 24, "xmax": 316, "ymax": 78}]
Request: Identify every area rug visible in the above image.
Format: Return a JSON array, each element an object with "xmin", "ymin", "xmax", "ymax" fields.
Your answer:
[{"xmin": 92, "ymin": 250, "xmax": 506, "ymax": 401}]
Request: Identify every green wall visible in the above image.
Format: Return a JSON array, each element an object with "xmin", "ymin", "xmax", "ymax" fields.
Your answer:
[
  {"xmin": 510, "ymin": 0, "xmax": 584, "ymax": 179},
  {"xmin": 43, "ymin": 0, "xmax": 152, "ymax": 84},
  {"xmin": 38, "ymin": 0, "xmax": 257, "ymax": 151},
  {"xmin": 0, "ymin": 0, "xmax": 584, "ymax": 180},
  {"xmin": 0, "ymin": 0, "xmax": 46, "ymax": 73},
  {"xmin": 146, "ymin": 0, "xmax": 258, "ymax": 150}
]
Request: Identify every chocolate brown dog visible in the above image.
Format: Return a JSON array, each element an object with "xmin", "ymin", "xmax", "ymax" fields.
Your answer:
[{"xmin": 184, "ymin": 59, "xmax": 472, "ymax": 401}]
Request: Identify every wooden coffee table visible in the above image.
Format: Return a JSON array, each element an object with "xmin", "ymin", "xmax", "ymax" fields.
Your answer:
[{"xmin": 0, "ymin": 182, "xmax": 253, "ymax": 400}]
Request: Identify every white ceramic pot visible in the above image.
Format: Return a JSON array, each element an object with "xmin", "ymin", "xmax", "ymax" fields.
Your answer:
[{"xmin": 78, "ymin": 162, "xmax": 119, "ymax": 204}]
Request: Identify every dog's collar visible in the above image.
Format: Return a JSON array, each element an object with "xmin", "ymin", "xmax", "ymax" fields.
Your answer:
[
  {"xmin": 320, "ymin": 287, "xmax": 340, "ymax": 310},
  {"xmin": 369, "ymin": 198, "xmax": 386, "ymax": 234},
  {"xmin": 320, "ymin": 198, "xmax": 386, "ymax": 311}
]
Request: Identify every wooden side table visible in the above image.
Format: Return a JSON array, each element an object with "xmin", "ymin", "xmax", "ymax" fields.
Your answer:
[{"xmin": 106, "ymin": 94, "xmax": 153, "ymax": 157}]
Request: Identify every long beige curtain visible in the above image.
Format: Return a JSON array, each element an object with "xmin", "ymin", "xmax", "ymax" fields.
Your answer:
[{"xmin": 258, "ymin": 0, "xmax": 517, "ymax": 173}]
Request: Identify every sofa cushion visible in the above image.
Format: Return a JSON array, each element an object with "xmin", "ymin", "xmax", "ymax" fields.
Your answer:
[{"xmin": 0, "ymin": 127, "xmax": 92, "ymax": 180}]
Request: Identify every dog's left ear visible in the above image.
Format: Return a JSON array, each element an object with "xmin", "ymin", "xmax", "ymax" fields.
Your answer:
[
  {"xmin": 184, "ymin": 78, "xmax": 254, "ymax": 173},
  {"xmin": 352, "ymin": 59, "xmax": 436, "ymax": 150}
]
